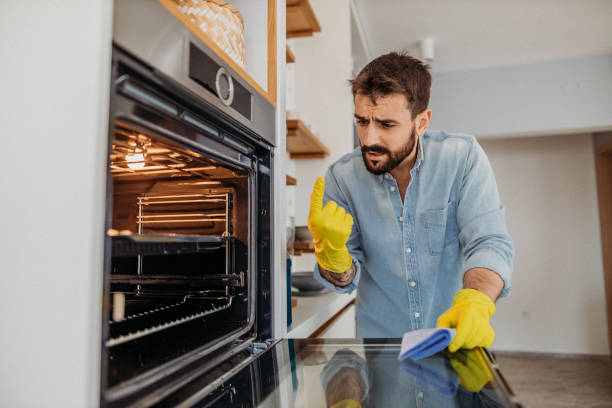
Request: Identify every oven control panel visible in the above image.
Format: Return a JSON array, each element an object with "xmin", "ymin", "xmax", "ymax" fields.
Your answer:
[{"xmin": 188, "ymin": 42, "xmax": 252, "ymax": 122}]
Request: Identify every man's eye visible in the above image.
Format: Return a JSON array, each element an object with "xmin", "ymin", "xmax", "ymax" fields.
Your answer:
[
  {"xmin": 357, "ymin": 120, "xmax": 368, "ymax": 126},
  {"xmin": 381, "ymin": 123, "xmax": 394, "ymax": 128}
]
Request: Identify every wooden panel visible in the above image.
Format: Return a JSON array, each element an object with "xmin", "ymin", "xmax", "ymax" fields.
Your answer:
[
  {"xmin": 157, "ymin": 0, "xmax": 276, "ymax": 106},
  {"xmin": 595, "ymin": 142, "xmax": 612, "ymax": 355},
  {"xmin": 286, "ymin": 45, "xmax": 296, "ymax": 63},
  {"xmin": 267, "ymin": 0, "xmax": 277, "ymax": 103},
  {"xmin": 287, "ymin": 30, "xmax": 315, "ymax": 39},
  {"xmin": 286, "ymin": 174, "xmax": 297, "ymax": 185},
  {"xmin": 293, "ymin": 241, "xmax": 315, "ymax": 253},
  {"xmin": 286, "ymin": 119, "xmax": 330, "ymax": 159},
  {"xmin": 290, "ymin": 152, "xmax": 327, "ymax": 159},
  {"xmin": 287, "ymin": 0, "xmax": 321, "ymax": 38}
]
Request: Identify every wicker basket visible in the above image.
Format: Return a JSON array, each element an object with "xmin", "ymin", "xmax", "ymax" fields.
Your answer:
[{"xmin": 169, "ymin": 0, "xmax": 246, "ymax": 69}]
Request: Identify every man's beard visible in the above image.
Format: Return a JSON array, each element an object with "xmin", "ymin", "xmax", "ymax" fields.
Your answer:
[{"xmin": 361, "ymin": 127, "xmax": 417, "ymax": 175}]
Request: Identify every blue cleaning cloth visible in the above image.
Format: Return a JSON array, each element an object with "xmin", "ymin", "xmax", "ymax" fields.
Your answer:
[
  {"xmin": 400, "ymin": 356, "xmax": 460, "ymax": 396},
  {"xmin": 398, "ymin": 328, "xmax": 456, "ymax": 361}
]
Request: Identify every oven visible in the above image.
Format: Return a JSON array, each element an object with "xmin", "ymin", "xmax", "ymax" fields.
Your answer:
[{"xmin": 101, "ymin": 3, "xmax": 276, "ymax": 406}]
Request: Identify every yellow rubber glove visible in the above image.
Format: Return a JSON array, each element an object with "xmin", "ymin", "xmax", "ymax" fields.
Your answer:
[
  {"xmin": 308, "ymin": 177, "xmax": 354, "ymax": 273},
  {"xmin": 436, "ymin": 288, "xmax": 496, "ymax": 352},
  {"xmin": 330, "ymin": 399, "xmax": 362, "ymax": 408},
  {"xmin": 447, "ymin": 348, "xmax": 492, "ymax": 392}
]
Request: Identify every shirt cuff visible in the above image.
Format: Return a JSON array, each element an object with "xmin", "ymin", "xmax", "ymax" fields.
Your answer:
[
  {"xmin": 462, "ymin": 250, "xmax": 512, "ymax": 298},
  {"xmin": 313, "ymin": 257, "xmax": 361, "ymax": 294}
]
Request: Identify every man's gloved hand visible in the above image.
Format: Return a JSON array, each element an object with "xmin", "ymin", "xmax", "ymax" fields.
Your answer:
[
  {"xmin": 308, "ymin": 177, "xmax": 354, "ymax": 273},
  {"xmin": 447, "ymin": 349, "xmax": 492, "ymax": 392},
  {"xmin": 436, "ymin": 289, "xmax": 496, "ymax": 352},
  {"xmin": 330, "ymin": 399, "xmax": 362, "ymax": 408}
]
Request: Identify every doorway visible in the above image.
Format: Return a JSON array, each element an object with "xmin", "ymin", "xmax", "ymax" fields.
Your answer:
[{"xmin": 595, "ymin": 141, "xmax": 612, "ymax": 355}]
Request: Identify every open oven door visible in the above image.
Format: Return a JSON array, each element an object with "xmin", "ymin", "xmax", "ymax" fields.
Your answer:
[{"xmin": 145, "ymin": 339, "xmax": 523, "ymax": 408}]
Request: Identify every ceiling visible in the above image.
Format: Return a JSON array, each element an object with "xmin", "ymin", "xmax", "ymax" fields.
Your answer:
[{"xmin": 351, "ymin": 0, "xmax": 612, "ymax": 73}]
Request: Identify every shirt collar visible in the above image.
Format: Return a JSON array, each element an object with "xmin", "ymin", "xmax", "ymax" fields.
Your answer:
[{"xmin": 376, "ymin": 134, "xmax": 426, "ymax": 184}]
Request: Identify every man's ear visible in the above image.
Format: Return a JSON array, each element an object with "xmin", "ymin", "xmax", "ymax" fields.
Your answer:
[{"xmin": 415, "ymin": 109, "xmax": 432, "ymax": 136}]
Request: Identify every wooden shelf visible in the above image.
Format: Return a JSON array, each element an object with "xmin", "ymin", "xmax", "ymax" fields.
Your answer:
[
  {"xmin": 287, "ymin": 0, "xmax": 321, "ymax": 38},
  {"xmin": 286, "ymin": 45, "xmax": 296, "ymax": 63},
  {"xmin": 292, "ymin": 241, "xmax": 315, "ymax": 256},
  {"xmin": 286, "ymin": 175, "xmax": 297, "ymax": 185},
  {"xmin": 286, "ymin": 119, "xmax": 329, "ymax": 159}
]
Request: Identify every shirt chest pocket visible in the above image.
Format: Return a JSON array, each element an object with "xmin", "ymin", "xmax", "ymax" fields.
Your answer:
[{"xmin": 421, "ymin": 205, "xmax": 459, "ymax": 256}]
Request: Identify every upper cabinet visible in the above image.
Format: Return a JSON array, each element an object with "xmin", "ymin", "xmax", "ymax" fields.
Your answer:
[
  {"xmin": 157, "ymin": 0, "xmax": 277, "ymax": 106},
  {"xmin": 286, "ymin": 0, "xmax": 321, "ymax": 38}
]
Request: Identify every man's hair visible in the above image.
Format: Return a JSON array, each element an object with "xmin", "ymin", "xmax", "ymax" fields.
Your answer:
[{"xmin": 349, "ymin": 52, "xmax": 431, "ymax": 119}]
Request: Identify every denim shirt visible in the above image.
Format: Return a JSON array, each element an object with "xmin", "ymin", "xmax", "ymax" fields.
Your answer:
[{"xmin": 313, "ymin": 130, "xmax": 514, "ymax": 338}]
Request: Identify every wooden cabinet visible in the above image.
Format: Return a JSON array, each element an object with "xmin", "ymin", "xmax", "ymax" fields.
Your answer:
[{"xmin": 158, "ymin": 0, "xmax": 278, "ymax": 106}]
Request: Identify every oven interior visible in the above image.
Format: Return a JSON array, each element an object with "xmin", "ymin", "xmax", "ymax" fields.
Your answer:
[{"xmin": 105, "ymin": 121, "xmax": 253, "ymax": 391}]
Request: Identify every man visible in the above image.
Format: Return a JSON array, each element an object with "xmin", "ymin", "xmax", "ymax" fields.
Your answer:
[{"xmin": 309, "ymin": 52, "xmax": 514, "ymax": 352}]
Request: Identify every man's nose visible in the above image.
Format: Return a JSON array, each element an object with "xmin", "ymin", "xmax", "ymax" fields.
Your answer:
[{"xmin": 362, "ymin": 124, "xmax": 382, "ymax": 147}]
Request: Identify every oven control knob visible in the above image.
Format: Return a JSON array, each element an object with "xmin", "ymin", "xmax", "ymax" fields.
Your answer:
[{"xmin": 215, "ymin": 67, "xmax": 234, "ymax": 107}]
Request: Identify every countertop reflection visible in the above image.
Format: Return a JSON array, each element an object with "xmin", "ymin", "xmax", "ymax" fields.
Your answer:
[{"xmin": 266, "ymin": 338, "xmax": 521, "ymax": 408}]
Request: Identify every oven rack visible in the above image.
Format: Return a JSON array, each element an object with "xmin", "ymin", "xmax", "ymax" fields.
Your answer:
[
  {"xmin": 110, "ymin": 273, "xmax": 243, "ymax": 287},
  {"xmin": 111, "ymin": 234, "xmax": 232, "ymax": 257},
  {"xmin": 107, "ymin": 296, "xmax": 233, "ymax": 347}
]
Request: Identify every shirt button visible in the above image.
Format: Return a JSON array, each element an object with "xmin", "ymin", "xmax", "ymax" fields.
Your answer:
[
  {"xmin": 399, "ymin": 216, "xmax": 404, "ymax": 222},
  {"xmin": 414, "ymin": 312, "xmax": 420, "ymax": 318},
  {"xmin": 405, "ymin": 247, "xmax": 412, "ymax": 253},
  {"xmin": 410, "ymin": 281, "xmax": 416, "ymax": 287},
  {"xmin": 418, "ymin": 392, "xmax": 424, "ymax": 399},
  {"xmin": 390, "ymin": 186, "xmax": 395, "ymax": 192}
]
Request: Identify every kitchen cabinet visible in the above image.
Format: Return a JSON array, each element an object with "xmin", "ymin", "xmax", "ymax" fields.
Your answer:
[
  {"xmin": 1, "ymin": 0, "xmax": 287, "ymax": 406},
  {"xmin": 157, "ymin": 0, "xmax": 278, "ymax": 105}
]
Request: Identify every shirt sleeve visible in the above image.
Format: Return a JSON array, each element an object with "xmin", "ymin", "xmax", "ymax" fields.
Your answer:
[
  {"xmin": 312, "ymin": 167, "xmax": 364, "ymax": 294},
  {"xmin": 457, "ymin": 138, "xmax": 515, "ymax": 298}
]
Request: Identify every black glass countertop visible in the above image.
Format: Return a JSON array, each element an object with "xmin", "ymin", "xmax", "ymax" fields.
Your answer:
[{"xmin": 160, "ymin": 338, "xmax": 522, "ymax": 407}]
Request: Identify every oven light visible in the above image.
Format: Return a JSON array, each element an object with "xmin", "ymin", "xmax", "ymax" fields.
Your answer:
[
  {"xmin": 126, "ymin": 153, "xmax": 145, "ymax": 169},
  {"xmin": 180, "ymin": 181, "xmax": 222, "ymax": 185}
]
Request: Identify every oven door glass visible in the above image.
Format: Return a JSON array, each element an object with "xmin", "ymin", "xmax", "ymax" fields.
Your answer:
[{"xmin": 160, "ymin": 339, "xmax": 522, "ymax": 407}]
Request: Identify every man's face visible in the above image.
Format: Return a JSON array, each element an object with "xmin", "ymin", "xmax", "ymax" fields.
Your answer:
[{"xmin": 354, "ymin": 93, "xmax": 417, "ymax": 175}]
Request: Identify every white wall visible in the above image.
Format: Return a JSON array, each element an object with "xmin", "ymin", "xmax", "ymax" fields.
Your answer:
[
  {"xmin": 429, "ymin": 54, "xmax": 612, "ymax": 138},
  {"xmin": 0, "ymin": 1, "xmax": 112, "ymax": 406},
  {"xmin": 289, "ymin": 0, "xmax": 354, "ymax": 272},
  {"xmin": 481, "ymin": 134, "xmax": 609, "ymax": 354}
]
